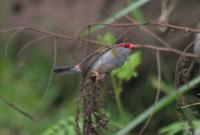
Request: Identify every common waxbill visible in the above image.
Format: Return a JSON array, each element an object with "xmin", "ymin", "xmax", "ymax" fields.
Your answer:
[{"xmin": 53, "ymin": 43, "xmax": 137, "ymax": 78}]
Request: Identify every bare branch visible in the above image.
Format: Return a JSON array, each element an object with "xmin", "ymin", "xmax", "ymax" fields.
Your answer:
[
  {"xmin": 125, "ymin": 15, "xmax": 171, "ymax": 48},
  {"xmin": 5, "ymin": 28, "xmax": 25, "ymax": 57},
  {"xmin": 138, "ymin": 44, "xmax": 199, "ymax": 58},
  {"xmin": 181, "ymin": 102, "xmax": 200, "ymax": 109},
  {"xmin": 86, "ymin": 22, "xmax": 200, "ymax": 33},
  {"xmin": 41, "ymin": 37, "xmax": 57, "ymax": 102},
  {"xmin": 0, "ymin": 26, "xmax": 22, "ymax": 33},
  {"xmin": 0, "ymin": 93, "xmax": 35, "ymax": 121},
  {"xmin": 17, "ymin": 35, "xmax": 49, "ymax": 56}
]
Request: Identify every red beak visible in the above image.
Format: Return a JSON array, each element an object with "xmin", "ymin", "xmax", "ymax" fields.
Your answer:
[
  {"xmin": 128, "ymin": 43, "xmax": 137, "ymax": 49},
  {"xmin": 116, "ymin": 43, "xmax": 137, "ymax": 49}
]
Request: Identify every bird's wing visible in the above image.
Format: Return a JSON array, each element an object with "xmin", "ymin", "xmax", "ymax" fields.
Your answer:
[{"xmin": 80, "ymin": 46, "xmax": 111, "ymax": 77}]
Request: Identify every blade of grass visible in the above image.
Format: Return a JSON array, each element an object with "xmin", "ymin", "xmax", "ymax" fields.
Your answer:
[
  {"xmin": 115, "ymin": 75, "xmax": 200, "ymax": 135},
  {"xmin": 89, "ymin": 0, "xmax": 150, "ymax": 34},
  {"xmin": 126, "ymin": 0, "xmax": 145, "ymax": 22}
]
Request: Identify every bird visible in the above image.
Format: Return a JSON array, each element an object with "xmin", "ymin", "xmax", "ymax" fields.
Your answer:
[{"xmin": 53, "ymin": 43, "xmax": 137, "ymax": 80}]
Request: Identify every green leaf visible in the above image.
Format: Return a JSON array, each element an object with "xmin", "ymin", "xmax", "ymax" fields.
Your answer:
[
  {"xmin": 42, "ymin": 117, "xmax": 76, "ymax": 135},
  {"xmin": 126, "ymin": 0, "xmax": 145, "ymax": 22},
  {"xmin": 115, "ymin": 76, "xmax": 200, "ymax": 135},
  {"xmin": 159, "ymin": 120, "xmax": 200, "ymax": 135},
  {"xmin": 88, "ymin": 0, "xmax": 150, "ymax": 34},
  {"xmin": 112, "ymin": 51, "xmax": 141, "ymax": 81}
]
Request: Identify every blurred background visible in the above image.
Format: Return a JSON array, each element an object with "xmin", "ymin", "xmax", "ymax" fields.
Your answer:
[{"xmin": 0, "ymin": 0, "xmax": 200, "ymax": 135}]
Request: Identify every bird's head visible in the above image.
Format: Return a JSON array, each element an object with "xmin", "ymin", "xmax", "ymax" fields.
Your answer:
[{"xmin": 116, "ymin": 43, "xmax": 137, "ymax": 49}]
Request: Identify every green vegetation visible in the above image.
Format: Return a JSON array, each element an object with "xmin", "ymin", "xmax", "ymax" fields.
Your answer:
[{"xmin": 1, "ymin": 1, "xmax": 200, "ymax": 135}]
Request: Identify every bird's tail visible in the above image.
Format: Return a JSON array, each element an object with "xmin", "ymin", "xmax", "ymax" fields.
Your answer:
[{"xmin": 53, "ymin": 65, "xmax": 80, "ymax": 74}]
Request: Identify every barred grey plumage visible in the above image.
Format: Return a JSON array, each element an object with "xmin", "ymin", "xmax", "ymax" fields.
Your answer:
[{"xmin": 92, "ymin": 47, "xmax": 131, "ymax": 73}]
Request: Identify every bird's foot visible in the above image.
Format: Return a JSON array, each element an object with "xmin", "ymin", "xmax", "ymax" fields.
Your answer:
[{"xmin": 89, "ymin": 71, "xmax": 106, "ymax": 83}]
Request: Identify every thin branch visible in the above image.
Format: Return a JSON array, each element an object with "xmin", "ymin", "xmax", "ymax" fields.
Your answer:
[
  {"xmin": 125, "ymin": 15, "xmax": 171, "ymax": 48},
  {"xmin": 1, "ymin": 23, "xmax": 200, "ymax": 49},
  {"xmin": 25, "ymin": 26, "xmax": 200, "ymax": 58},
  {"xmin": 25, "ymin": 26, "xmax": 103, "ymax": 46},
  {"xmin": 5, "ymin": 28, "xmax": 25, "ymax": 57},
  {"xmin": 138, "ymin": 44, "xmax": 199, "ymax": 58},
  {"xmin": 115, "ymin": 27, "xmax": 135, "ymax": 43},
  {"xmin": 85, "ymin": 25, "xmax": 91, "ymax": 59},
  {"xmin": 153, "ymin": 22, "xmax": 200, "ymax": 33},
  {"xmin": 0, "ymin": 26, "xmax": 22, "ymax": 33},
  {"xmin": 181, "ymin": 102, "xmax": 200, "ymax": 109},
  {"xmin": 139, "ymin": 25, "xmax": 171, "ymax": 47},
  {"xmin": 0, "ymin": 93, "xmax": 35, "ymax": 121},
  {"xmin": 86, "ymin": 21, "xmax": 200, "ymax": 33},
  {"xmin": 41, "ymin": 37, "xmax": 57, "ymax": 102},
  {"xmin": 1, "ymin": 26, "xmax": 199, "ymax": 59},
  {"xmin": 88, "ymin": 0, "xmax": 151, "ymax": 33},
  {"xmin": 69, "ymin": 25, "xmax": 85, "ymax": 60},
  {"xmin": 17, "ymin": 35, "xmax": 49, "ymax": 56}
]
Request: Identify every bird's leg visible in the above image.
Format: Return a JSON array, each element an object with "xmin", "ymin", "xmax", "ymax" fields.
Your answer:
[{"xmin": 89, "ymin": 71, "xmax": 106, "ymax": 83}]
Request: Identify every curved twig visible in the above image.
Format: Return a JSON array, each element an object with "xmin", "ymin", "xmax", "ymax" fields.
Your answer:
[
  {"xmin": 0, "ymin": 93, "xmax": 35, "ymax": 121},
  {"xmin": 125, "ymin": 15, "xmax": 171, "ymax": 48},
  {"xmin": 5, "ymin": 28, "xmax": 25, "ymax": 57},
  {"xmin": 41, "ymin": 37, "xmax": 57, "ymax": 102},
  {"xmin": 17, "ymin": 35, "xmax": 49, "ymax": 56}
]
